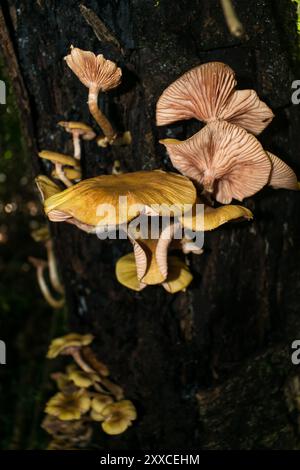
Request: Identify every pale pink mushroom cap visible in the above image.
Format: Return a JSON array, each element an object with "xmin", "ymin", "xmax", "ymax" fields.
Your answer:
[
  {"xmin": 161, "ymin": 121, "xmax": 272, "ymax": 204},
  {"xmin": 156, "ymin": 62, "xmax": 274, "ymax": 135},
  {"xmin": 267, "ymin": 151, "xmax": 298, "ymax": 190},
  {"xmin": 64, "ymin": 46, "xmax": 122, "ymax": 92}
]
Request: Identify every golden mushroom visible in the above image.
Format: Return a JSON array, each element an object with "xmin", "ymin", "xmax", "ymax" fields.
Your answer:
[
  {"xmin": 38, "ymin": 150, "xmax": 79, "ymax": 187},
  {"xmin": 101, "ymin": 400, "xmax": 137, "ymax": 435},
  {"xmin": 58, "ymin": 121, "xmax": 96, "ymax": 161},
  {"xmin": 45, "ymin": 389, "xmax": 90, "ymax": 421},
  {"xmin": 47, "ymin": 333, "xmax": 94, "ymax": 372}
]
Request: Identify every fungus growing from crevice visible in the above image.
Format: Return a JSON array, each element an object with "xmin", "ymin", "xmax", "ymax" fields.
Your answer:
[
  {"xmin": 58, "ymin": 121, "xmax": 96, "ymax": 161},
  {"xmin": 64, "ymin": 46, "xmax": 130, "ymax": 147},
  {"xmin": 156, "ymin": 61, "xmax": 274, "ymax": 135}
]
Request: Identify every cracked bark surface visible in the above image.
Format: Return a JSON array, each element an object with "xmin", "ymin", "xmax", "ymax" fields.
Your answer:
[{"xmin": 1, "ymin": 0, "xmax": 300, "ymax": 449}]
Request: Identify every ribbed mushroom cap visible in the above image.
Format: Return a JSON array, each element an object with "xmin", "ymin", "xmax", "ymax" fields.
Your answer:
[
  {"xmin": 65, "ymin": 46, "xmax": 122, "ymax": 92},
  {"xmin": 44, "ymin": 171, "xmax": 197, "ymax": 227},
  {"xmin": 58, "ymin": 121, "xmax": 96, "ymax": 140},
  {"xmin": 267, "ymin": 151, "xmax": 298, "ymax": 191},
  {"xmin": 161, "ymin": 121, "xmax": 271, "ymax": 204},
  {"xmin": 156, "ymin": 62, "xmax": 273, "ymax": 135},
  {"xmin": 180, "ymin": 199, "xmax": 253, "ymax": 231},
  {"xmin": 38, "ymin": 150, "xmax": 77, "ymax": 167},
  {"xmin": 35, "ymin": 175, "xmax": 61, "ymax": 201}
]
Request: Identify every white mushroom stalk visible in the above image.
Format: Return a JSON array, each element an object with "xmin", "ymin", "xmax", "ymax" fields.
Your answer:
[
  {"xmin": 28, "ymin": 257, "xmax": 65, "ymax": 309},
  {"xmin": 55, "ymin": 163, "xmax": 73, "ymax": 187},
  {"xmin": 73, "ymin": 132, "xmax": 81, "ymax": 160}
]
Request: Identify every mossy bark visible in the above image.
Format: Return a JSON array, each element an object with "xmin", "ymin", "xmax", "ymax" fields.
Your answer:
[{"xmin": 1, "ymin": 0, "xmax": 300, "ymax": 449}]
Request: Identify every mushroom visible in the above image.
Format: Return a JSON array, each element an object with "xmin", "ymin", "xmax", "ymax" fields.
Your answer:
[
  {"xmin": 47, "ymin": 333, "xmax": 95, "ymax": 373},
  {"xmin": 90, "ymin": 394, "xmax": 114, "ymax": 421},
  {"xmin": 160, "ymin": 121, "xmax": 272, "ymax": 204},
  {"xmin": 52, "ymin": 166, "xmax": 82, "ymax": 182},
  {"xmin": 42, "ymin": 170, "xmax": 196, "ymax": 233},
  {"xmin": 156, "ymin": 62, "xmax": 274, "ymax": 135},
  {"xmin": 64, "ymin": 46, "xmax": 129, "ymax": 147},
  {"xmin": 35, "ymin": 175, "xmax": 61, "ymax": 202},
  {"xmin": 58, "ymin": 121, "xmax": 96, "ymax": 160},
  {"xmin": 66, "ymin": 364, "xmax": 102, "ymax": 389},
  {"xmin": 28, "ymin": 256, "xmax": 65, "ymax": 309},
  {"xmin": 267, "ymin": 151, "xmax": 299, "ymax": 191},
  {"xmin": 115, "ymin": 220, "xmax": 193, "ymax": 293},
  {"xmin": 45, "ymin": 389, "xmax": 90, "ymax": 421},
  {"xmin": 38, "ymin": 150, "xmax": 79, "ymax": 187},
  {"xmin": 100, "ymin": 400, "xmax": 137, "ymax": 435}
]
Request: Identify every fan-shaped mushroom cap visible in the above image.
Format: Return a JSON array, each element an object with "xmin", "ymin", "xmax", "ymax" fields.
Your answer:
[
  {"xmin": 47, "ymin": 333, "xmax": 94, "ymax": 359},
  {"xmin": 161, "ymin": 121, "xmax": 271, "ymax": 204},
  {"xmin": 64, "ymin": 46, "xmax": 122, "ymax": 92},
  {"xmin": 45, "ymin": 390, "xmax": 90, "ymax": 421},
  {"xmin": 267, "ymin": 152, "xmax": 298, "ymax": 191},
  {"xmin": 180, "ymin": 199, "xmax": 253, "ymax": 231},
  {"xmin": 58, "ymin": 121, "xmax": 96, "ymax": 140},
  {"xmin": 35, "ymin": 175, "xmax": 61, "ymax": 201},
  {"xmin": 156, "ymin": 62, "xmax": 273, "ymax": 135},
  {"xmin": 38, "ymin": 150, "xmax": 78, "ymax": 167},
  {"xmin": 44, "ymin": 170, "xmax": 197, "ymax": 227},
  {"xmin": 101, "ymin": 400, "xmax": 137, "ymax": 435}
]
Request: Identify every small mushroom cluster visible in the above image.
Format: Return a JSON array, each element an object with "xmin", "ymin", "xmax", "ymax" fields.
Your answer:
[
  {"xmin": 28, "ymin": 225, "xmax": 64, "ymax": 309},
  {"xmin": 43, "ymin": 333, "xmax": 137, "ymax": 448},
  {"xmin": 157, "ymin": 62, "xmax": 298, "ymax": 203}
]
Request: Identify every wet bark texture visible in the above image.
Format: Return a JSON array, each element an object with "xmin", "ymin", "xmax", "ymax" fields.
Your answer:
[{"xmin": 1, "ymin": 0, "xmax": 300, "ymax": 449}]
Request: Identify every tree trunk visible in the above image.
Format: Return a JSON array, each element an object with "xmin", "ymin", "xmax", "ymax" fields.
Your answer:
[{"xmin": 1, "ymin": 0, "xmax": 300, "ymax": 450}]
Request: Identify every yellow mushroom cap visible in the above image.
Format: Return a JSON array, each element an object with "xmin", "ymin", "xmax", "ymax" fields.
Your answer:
[
  {"xmin": 35, "ymin": 175, "xmax": 61, "ymax": 201},
  {"xmin": 101, "ymin": 400, "xmax": 137, "ymax": 435},
  {"xmin": 52, "ymin": 167, "xmax": 82, "ymax": 181},
  {"xmin": 31, "ymin": 225, "xmax": 50, "ymax": 242},
  {"xmin": 162, "ymin": 256, "xmax": 193, "ymax": 293},
  {"xmin": 45, "ymin": 390, "xmax": 90, "ymax": 421},
  {"xmin": 58, "ymin": 121, "xmax": 96, "ymax": 140},
  {"xmin": 44, "ymin": 170, "xmax": 197, "ymax": 227},
  {"xmin": 116, "ymin": 253, "xmax": 144, "ymax": 291},
  {"xmin": 180, "ymin": 200, "xmax": 253, "ymax": 232},
  {"xmin": 47, "ymin": 333, "xmax": 94, "ymax": 359},
  {"xmin": 91, "ymin": 394, "xmax": 114, "ymax": 415},
  {"xmin": 38, "ymin": 150, "xmax": 77, "ymax": 167},
  {"xmin": 66, "ymin": 364, "xmax": 100, "ymax": 388}
]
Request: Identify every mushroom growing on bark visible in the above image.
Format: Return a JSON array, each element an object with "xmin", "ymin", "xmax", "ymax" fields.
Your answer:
[
  {"xmin": 42, "ymin": 170, "xmax": 197, "ymax": 233},
  {"xmin": 45, "ymin": 390, "xmax": 90, "ymax": 421},
  {"xmin": 58, "ymin": 121, "xmax": 96, "ymax": 161},
  {"xmin": 47, "ymin": 333, "xmax": 95, "ymax": 373},
  {"xmin": 160, "ymin": 121, "xmax": 272, "ymax": 204},
  {"xmin": 100, "ymin": 400, "xmax": 137, "ymax": 435},
  {"xmin": 156, "ymin": 61, "xmax": 274, "ymax": 135},
  {"xmin": 267, "ymin": 151, "xmax": 299, "ymax": 191},
  {"xmin": 64, "ymin": 46, "xmax": 130, "ymax": 147},
  {"xmin": 38, "ymin": 150, "xmax": 79, "ymax": 187}
]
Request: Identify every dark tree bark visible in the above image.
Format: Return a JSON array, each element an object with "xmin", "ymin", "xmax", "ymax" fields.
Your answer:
[{"xmin": 1, "ymin": 0, "xmax": 300, "ymax": 449}]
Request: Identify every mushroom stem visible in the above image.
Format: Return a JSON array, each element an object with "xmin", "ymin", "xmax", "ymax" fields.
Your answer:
[
  {"xmin": 88, "ymin": 86, "xmax": 116, "ymax": 144},
  {"xmin": 100, "ymin": 377, "xmax": 124, "ymax": 401},
  {"xmin": 55, "ymin": 163, "xmax": 73, "ymax": 187},
  {"xmin": 45, "ymin": 240, "xmax": 64, "ymax": 294},
  {"xmin": 72, "ymin": 133, "xmax": 81, "ymax": 160},
  {"xmin": 220, "ymin": 0, "xmax": 244, "ymax": 37},
  {"xmin": 33, "ymin": 260, "xmax": 65, "ymax": 309},
  {"xmin": 71, "ymin": 349, "xmax": 94, "ymax": 373}
]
